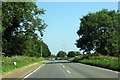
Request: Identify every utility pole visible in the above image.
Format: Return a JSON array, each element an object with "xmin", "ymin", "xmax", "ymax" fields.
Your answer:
[
  {"xmin": 41, "ymin": 44, "xmax": 42, "ymax": 58},
  {"xmin": 41, "ymin": 38, "xmax": 43, "ymax": 58}
]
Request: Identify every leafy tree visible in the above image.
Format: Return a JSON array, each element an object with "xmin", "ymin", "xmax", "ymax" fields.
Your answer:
[
  {"xmin": 41, "ymin": 41, "xmax": 51, "ymax": 57},
  {"xmin": 23, "ymin": 38, "xmax": 51, "ymax": 57},
  {"xmin": 67, "ymin": 51, "xmax": 76, "ymax": 57},
  {"xmin": 2, "ymin": 2, "xmax": 50, "ymax": 57},
  {"xmin": 2, "ymin": 2, "xmax": 46, "ymax": 40},
  {"xmin": 57, "ymin": 51, "xmax": 66, "ymax": 57},
  {"xmin": 76, "ymin": 9, "xmax": 119, "ymax": 56},
  {"xmin": 75, "ymin": 51, "xmax": 82, "ymax": 56}
]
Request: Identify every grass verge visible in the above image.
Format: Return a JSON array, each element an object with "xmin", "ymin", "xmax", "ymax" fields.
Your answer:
[
  {"xmin": 71, "ymin": 55, "xmax": 120, "ymax": 71},
  {"xmin": 2, "ymin": 56, "xmax": 46, "ymax": 75}
]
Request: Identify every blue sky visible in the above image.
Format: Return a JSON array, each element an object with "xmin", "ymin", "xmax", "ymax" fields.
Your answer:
[{"xmin": 36, "ymin": 2, "xmax": 118, "ymax": 55}]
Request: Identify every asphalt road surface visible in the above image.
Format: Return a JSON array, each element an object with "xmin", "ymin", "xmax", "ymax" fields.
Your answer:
[{"xmin": 24, "ymin": 60, "xmax": 119, "ymax": 79}]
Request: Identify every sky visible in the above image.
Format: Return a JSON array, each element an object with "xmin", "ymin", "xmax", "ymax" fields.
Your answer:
[{"xmin": 36, "ymin": 2, "xmax": 118, "ymax": 55}]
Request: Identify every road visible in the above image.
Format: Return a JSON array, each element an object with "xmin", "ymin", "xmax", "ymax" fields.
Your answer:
[{"xmin": 24, "ymin": 60, "xmax": 119, "ymax": 79}]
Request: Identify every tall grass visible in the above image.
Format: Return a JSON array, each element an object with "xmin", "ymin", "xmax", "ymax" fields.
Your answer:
[
  {"xmin": 2, "ymin": 56, "xmax": 45, "ymax": 74},
  {"xmin": 72, "ymin": 55, "xmax": 119, "ymax": 71}
]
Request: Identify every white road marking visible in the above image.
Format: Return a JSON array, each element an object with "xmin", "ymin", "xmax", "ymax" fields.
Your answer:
[
  {"xmin": 62, "ymin": 66, "xmax": 65, "ymax": 68},
  {"xmin": 67, "ymin": 70, "xmax": 71, "ymax": 74},
  {"xmin": 23, "ymin": 64, "xmax": 45, "ymax": 78},
  {"xmin": 79, "ymin": 63, "xmax": 119, "ymax": 74}
]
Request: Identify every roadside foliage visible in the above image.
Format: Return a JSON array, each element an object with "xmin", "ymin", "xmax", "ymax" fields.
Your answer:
[
  {"xmin": 2, "ymin": 56, "xmax": 45, "ymax": 74},
  {"xmin": 2, "ymin": 2, "xmax": 51, "ymax": 57},
  {"xmin": 74, "ymin": 9, "xmax": 120, "ymax": 71},
  {"xmin": 76, "ymin": 9, "xmax": 119, "ymax": 56}
]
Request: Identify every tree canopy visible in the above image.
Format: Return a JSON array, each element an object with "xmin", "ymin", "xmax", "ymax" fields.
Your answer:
[
  {"xmin": 67, "ymin": 51, "xmax": 76, "ymax": 57},
  {"xmin": 2, "ymin": 2, "xmax": 51, "ymax": 57},
  {"xmin": 57, "ymin": 51, "xmax": 67, "ymax": 57},
  {"xmin": 76, "ymin": 9, "xmax": 119, "ymax": 56}
]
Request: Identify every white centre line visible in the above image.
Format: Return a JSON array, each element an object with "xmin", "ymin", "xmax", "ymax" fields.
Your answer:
[
  {"xmin": 67, "ymin": 70, "xmax": 71, "ymax": 74},
  {"xmin": 62, "ymin": 66, "xmax": 65, "ymax": 68}
]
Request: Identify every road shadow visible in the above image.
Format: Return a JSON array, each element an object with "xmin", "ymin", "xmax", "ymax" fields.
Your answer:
[{"xmin": 44, "ymin": 60, "xmax": 77, "ymax": 64}]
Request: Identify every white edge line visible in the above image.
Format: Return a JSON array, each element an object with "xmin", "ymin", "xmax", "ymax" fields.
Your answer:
[
  {"xmin": 79, "ymin": 63, "xmax": 119, "ymax": 74},
  {"xmin": 23, "ymin": 64, "xmax": 45, "ymax": 78}
]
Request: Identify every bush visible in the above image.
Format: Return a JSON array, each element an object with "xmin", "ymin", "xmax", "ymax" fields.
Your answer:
[
  {"xmin": 79, "ymin": 55, "xmax": 119, "ymax": 71},
  {"xmin": 72, "ymin": 57, "xmax": 80, "ymax": 62}
]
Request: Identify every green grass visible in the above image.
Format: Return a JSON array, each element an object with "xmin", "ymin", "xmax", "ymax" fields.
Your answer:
[
  {"xmin": 72, "ymin": 55, "xmax": 120, "ymax": 71},
  {"xmin": 68, "ymin": 57, "xmax": 74, "ymax": 61},
  {"xmin": 2, "ymin": 56, "xmax": 45, "ymax": 74}
]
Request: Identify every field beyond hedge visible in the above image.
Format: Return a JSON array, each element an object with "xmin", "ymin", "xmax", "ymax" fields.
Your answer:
[
  {"xmin": 70, "ymin": 55, "xmax": 120, "ymax": 71},
  {"xmin": 2, "ymin": 56, "xmax": 46, "ymax": 74}
]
